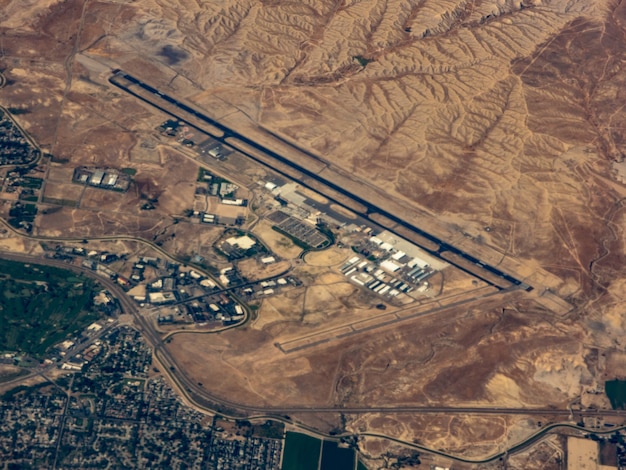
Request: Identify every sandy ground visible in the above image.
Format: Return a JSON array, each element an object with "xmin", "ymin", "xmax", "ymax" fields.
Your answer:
[
  {"xmin": 252, "ymin": 219, "xmax": 303, "ymax": 259},
  {"xmin": 42, "ymin": 182, "xmax": 83, "ymax": 202},
  {"xmin": 237, "ymin": 258, "xmax": 290, "ymax": 282},
  {"xmin": 567, "ymin": 437, "xmax": 599, "ymax": 470},
  {"xmin": 303, "ymin": 247, "xmax": 349, "ymax": 267}
]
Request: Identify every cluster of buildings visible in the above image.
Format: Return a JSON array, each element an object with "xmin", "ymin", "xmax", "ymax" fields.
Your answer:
[
  {"xmin": 241, "ymin": 275, "xmax": 300, "ymax": 299},
  {"xmin": 342, "ymin": 230, "xmax": 449, "ymax": 301},
  {"xmin": 140, "ymin": 266, "xmax": 246, "ymax": 323},
  {"xmin": 72, "ymin": 166, "xmax": 131, "ymax": 192},
  {"xmin": 2, "ymin": 166, "xmax": 44, "ymax": 195},
  {"xmin": 45, "ymin": 240, "xmax": 272, "ymax": 329},
  {"xmin": 49, "ymin": 246, "xmax": 136, "ymax": 290},
  {"xmin": 200, "ymin": 170, "xmax": 248, "ymax": 206},
  {"xmin": 1, "ymin": 165, "xmax": 45, "ymax": 232},
  {"xmin": 157, "ymin": 119, "xmax": 196, "ymax": 147},
  {"xmin": 262, "ymin": 180, "xmax": 361, "ymax": 231},
  {"xmin": 208, "ymin": 436, "xmax": 282, "ymax": 469},
  {"xmin": 158, "ymin": 120, "xmax": 234, "ymax": 162},
  {"xmin": 48, "ymin": 313, "xmax": 117, "ymax": 370},
  {"xmin": 0, "ymin": 325, "xmax": 284, "ymax": 469},
  {"xmin": 0, "ymin": 109, "xmax": 40, "ymax": 165},
  {"xmin": 129, "ymin": 260, "xmax": 250, "ymax": 326},
  {"xmin": 189, "ymin": 170, "xmax": 248, "ymax": 226},
  {"xmin": 183, "ymin": 296, "xmax": 245, "ymax": 324}
]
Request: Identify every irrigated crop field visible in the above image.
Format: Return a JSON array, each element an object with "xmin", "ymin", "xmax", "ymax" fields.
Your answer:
[{"xmin": 0, "ymin": 259, "xmax": 99, "ymax": 357}]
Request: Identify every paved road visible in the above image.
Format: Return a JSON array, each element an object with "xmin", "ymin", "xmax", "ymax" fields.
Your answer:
[
  {"xmin": 109, "ymin": 71, "xmax": 530, "ymax": 292},
  {"xmin": 4, "ymin": 252, "xmax": 613, "ymax": 418},
  {"xmin": 3, "ymin": 251, "xmax": 623, "ymax": 465},
  {"xmin": 168, "ymin": 265, "xmax": 292, "ymax": 307}
]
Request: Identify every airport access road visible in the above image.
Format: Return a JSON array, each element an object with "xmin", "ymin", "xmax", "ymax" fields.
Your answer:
[
  {"xmin": 4, "ymin": 251, "xmax": 625, "ymax": 467},
  {"xmin": 2, "ymin": 253, "xmax": 612, "ymax": 419},
  {"xmin": 108, "ymin": 71, "xmax": 529, "ymax": 292}
]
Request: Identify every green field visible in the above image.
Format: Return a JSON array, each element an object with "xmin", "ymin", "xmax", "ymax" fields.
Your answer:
[
  {"xmin": 0, "ymin": 258, "xmax": 99, "ymax": 357},
  {"xmin": 281, "ymin": 432, "xmax": 321, "ymax": 470},
  {"xmin": 606, "ymin": 380, "xmax": 626, "ymax": 409},
  {"xmin": 282, "ymin": 433, "xmax": 358, "ymax": 470},
  {"xmin": 252, "ymin": 420, "xmax": 285, "ymax": 439},
  {"xmin": 320, "ymin": 440, "xmax": 355, "ymax": 470}
]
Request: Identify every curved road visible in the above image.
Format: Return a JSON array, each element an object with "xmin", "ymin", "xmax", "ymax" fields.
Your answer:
[
  {"xmin": 0, "ymin": 251, "xmax": 619, "ymax": 465},
  {"xmin": 0, "ymin": 66, "xmax": 606, "ymax": 464}
]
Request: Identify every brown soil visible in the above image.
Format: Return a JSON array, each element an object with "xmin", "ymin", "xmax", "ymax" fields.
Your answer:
[{"xmin": 3, "ymin": 0, "xmax": 626, "ymax": 462}]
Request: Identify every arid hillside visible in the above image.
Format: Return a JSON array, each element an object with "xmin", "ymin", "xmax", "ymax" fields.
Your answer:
[
  {"xmin": 2, "ymin": 0, "xmax": 626, "ymax": 463},
  {"xmin": 4, "ymin": 0, "xmax": 625, "ymax": 298}
]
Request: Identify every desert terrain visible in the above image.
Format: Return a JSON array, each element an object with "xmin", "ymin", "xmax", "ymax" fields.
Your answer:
[{"xmin": 2, "ymin": 0, "xmax": 626, "ymax": 465}]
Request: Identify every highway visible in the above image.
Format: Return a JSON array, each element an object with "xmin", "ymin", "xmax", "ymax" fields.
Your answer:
[
  {"xmin": 4, "ymin": 252, "xmax": 615, "ymax": 418},
  {"xmin": 2, "ymin": 250, "xmax": 623, "ymax": 465},
  {"xmin": 108, "ymin": 71, "xmax": 530, "ymax": 292}
]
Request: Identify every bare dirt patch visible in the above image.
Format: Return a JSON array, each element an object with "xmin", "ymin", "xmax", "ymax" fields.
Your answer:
[
  {"xmin": 42, "ymin": 182, "xmax": 83, "ymax": 203},
  {"xmin": 303, "ymin": 247, "xmax": 349, "ymax": 267},
  {"xmin": 237, "ymin": 258, "xmax": 290, "ymax": 282},
  {"xmin": 252, "ymin": 219, "xmax": 302, "ymax": 259},
  {"xmin": 47, "ymin": 166, "xmax": 75, "ymax": 183}
]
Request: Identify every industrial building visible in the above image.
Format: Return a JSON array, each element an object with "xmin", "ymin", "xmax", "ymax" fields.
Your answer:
[{"xmin": 72, "ymin": 166, "xmax": 132, "ymax": 192}]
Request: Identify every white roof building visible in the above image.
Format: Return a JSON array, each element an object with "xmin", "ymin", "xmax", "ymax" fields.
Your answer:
[
  {"xmin": 226, "ymin": 236, "xmax": 256, "ymax": 250},
  {"xmin": 407, "ymin": 257, "xmax": 430, "ymax": 269},
  {"xmin": 380, "ymin": 259, "xmax": 402, "ymax": 273},
  {"xmin": 106, "ymin": 174, "xmax": 118, "ymax": 186},
  {"xmin": 391, "ymin": 251, "xmax": 406, "ymax": 261},
  {"xmin": 221, "ymin": 198, "xmax": 244, "ymax": 206}
]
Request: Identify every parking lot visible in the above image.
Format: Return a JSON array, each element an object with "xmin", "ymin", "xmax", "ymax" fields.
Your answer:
[{"xmin": 269, "ymin": 211, "xmax": 329, "ymax": 249}]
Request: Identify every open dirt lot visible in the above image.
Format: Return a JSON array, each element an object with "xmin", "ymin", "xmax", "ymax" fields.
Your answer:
[
  {"xmin": 167, "ymin": 291, "xmax": 593, "ymax": 456},
  {"xmin": 237, "ymin": 258, "xmax": 290, "ymax": 282},
  {"xmin": 567, "ymin": 437, "xmax": 599, "ymax": 470},
  {"xmin": 251, "ymin": 219, "xmax": 303, "ymax": 259},
  {"xmin": 303, "ymin": 247, "xmax": 349, "ymax": 267},
  {"xmin": 46, "ymin": 166, "xmax": 75, "ymax": 183},
  {"xmin": 42, "ymin": 182, "xmax": 83, "ymax": 203}
]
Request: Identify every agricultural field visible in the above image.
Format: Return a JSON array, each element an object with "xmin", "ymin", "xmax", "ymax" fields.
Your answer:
[
  {"xmin": 281, "ymin": 432, "xmax": 321, "ymax": 470},
  {"xmin": 606, "ymin": 380, "xmax": 626, "ymax": 410},
  {"xmin": 281, "ymin": 432, "xmax": 358, "ymax": 470},
  {"xmin": 0, "ymin": 258, "xmax": 100, "ymax": 357}
]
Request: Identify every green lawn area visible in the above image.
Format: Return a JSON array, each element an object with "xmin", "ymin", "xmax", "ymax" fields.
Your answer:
[
  {"xmin": 606, "ymin": 380, "xmax": 626, "ymax": 410},
  {"xmin": 320, "ymin": 441, "xmax": 355, "ymax": 470},
  {"xmin": 0, "ymin": 258, "xmax": 100, "ymax": 357},
  {"xmin": 252, "ymin": 420, "xmax": 284, "ymax": 439},
  {"xmin": 281, "ymin": 432, "xmax": 321, "ymax": 470}
]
